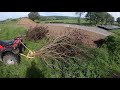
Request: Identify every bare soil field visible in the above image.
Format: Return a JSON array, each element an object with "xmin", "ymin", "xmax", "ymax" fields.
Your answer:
[
  {"xmin": 45, "ymin": 24, "xmax": 106, "ymax": 47},
  {"xmin": 17, "ymin": 18, "xmax": 113, "ymax": 47},
  {"xmin": 46, "ymin": 23, "xmax": 113, "ymax": 36}
]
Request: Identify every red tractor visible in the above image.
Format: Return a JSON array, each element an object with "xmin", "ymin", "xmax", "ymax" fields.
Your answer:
[{"xmin": 0, "ymin": 37, "xmax": 25, "ymax": 65}]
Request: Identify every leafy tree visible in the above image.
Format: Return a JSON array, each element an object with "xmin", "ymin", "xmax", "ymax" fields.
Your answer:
[
  {"xmin": 104, "ymin": 13, "xmax": 114, "ymax": 25},
  {"xmin": 28, "ymin": 12, "xmax": 40, "ymax": 21},
  {"xmin": 117, "ymin": 17, "xmax": 120, "ymax": 24},
  {"xmin": 109, "ymin": 16, "xmax": 114, "ymax": 25},
  {"xmin": 75, "ymin": 12, "xmax": 85, "ymax": 24},
  {"xmin": 85, "ymin": 12, "xmax": 114, "ymax": 25},
  {"xmin": 85, "ymin": 12, "xmax": 94, "ymax": 24},
  {"xmin": 85, "ymin": 12, "xmax": 103, "ymax": 25}
]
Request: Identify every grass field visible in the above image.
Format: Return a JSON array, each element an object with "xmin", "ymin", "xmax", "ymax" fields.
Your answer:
[
  {"xmin": 41, "ymin": 18, "xmax": 89, "ymax": 25},
  {"xmin": 0, "ymin": 21, "xmax": 120, "ymax": 78},
  {"xmin": 40, "ymin": 18, "xmax": 118, "ymax": 26},
  {"xmin": 110, "ymin": 29, "xmax": 120, "ymax": 35}
]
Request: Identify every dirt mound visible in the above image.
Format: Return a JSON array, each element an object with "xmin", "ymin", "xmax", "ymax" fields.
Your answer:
[
  {"xmin": 45, "ymin": 24, "xmax": 106, "ymax": 47},
  {"xmin": 17, "ymin": 18, "xmax": 37, "ymax": 29}
]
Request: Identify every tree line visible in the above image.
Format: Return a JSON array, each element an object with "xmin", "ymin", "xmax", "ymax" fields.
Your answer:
[
  {"xmin": 76, "ymin": 12, "xmax": 115, "ymax": 25},
  {"xmin": 28, "ymin": 12, "xmax": 120, "ymax": 26},
  {"xmin": 28, "ymin": 12, "xmax": 77, "ymax": 21}
]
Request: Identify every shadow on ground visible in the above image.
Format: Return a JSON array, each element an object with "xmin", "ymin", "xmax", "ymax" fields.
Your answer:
[{"xmin": 26, "ymin": 61, "xmax": 45, "ymax": 78}]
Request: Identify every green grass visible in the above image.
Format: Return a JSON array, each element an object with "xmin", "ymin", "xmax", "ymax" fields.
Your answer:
[
  {"xmin": 110, "ymin": 29, "xmax": 120, "ymax": 35},
  {"xmin": 0, "ymin": 21, "xmax": 49, "ymax": 78},
  {"xmin": 0, "ymin": 21, "xmax": 26, "ymax": 40},
  {"xmin": 42, "ymin": 19, "xmax": 78, "ymax": 23},
  {"xmin": 41, "ymin": 18, "xmax": 89, "ymax": 25},
  {"xmin": 0, "ymin": 20, "xmax": 120, "ymax": 78}
]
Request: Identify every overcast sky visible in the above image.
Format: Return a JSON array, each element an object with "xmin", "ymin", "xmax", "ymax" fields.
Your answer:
[{"xmin": 0, "ymin": 12, "xmax": 120, "ymax": 21}]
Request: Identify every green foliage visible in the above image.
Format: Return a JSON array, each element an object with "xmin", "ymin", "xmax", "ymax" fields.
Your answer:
[
  {"xmin": 75, "ymin": 12, "xmax": 85, "ymax": 24},
  {"xmin": 40, "ymin": 16, "xmax": 77, "ymax": 21},
  {"xmin": 38, "ymin": 13, "xmax": 115, "ymax": 26},
  {"xmin": 41, "ymin": 18, "xmax": 78, "ymax": 24},
  {"xmin": 85, "ymin": 12, "xmax": 114, "ymax": 25},
  {"xmin": 104, "ymin": 35, "xmax": 120, "ymax": 63},
  {"xmin": 37, "ymin": 45, "xmax": 110, "ymax": 78},
  {"xmin": 41, "ymin": 18, "xmax": 90, "ymax": 26},
  {"xmin": 0, "ymin": 23, "xmax": 26, "ymax": 40},
  {"xmin": 110, "ymin": 29, "xmax": 120, "ymax": 36},
  {"xmin": 117, "ymin": 17, "xmax": 120, "ymax": 25},
  {"xmin": 28, "ymin": 12, "xmax": 40, "ymax": 21},
  {"xmin": 104, "ymin": 13, "xmax": 114, "ymax": 25},
  {"xmin": 100, "ymin": 35, "xmax": 120, "ymax": 77}
]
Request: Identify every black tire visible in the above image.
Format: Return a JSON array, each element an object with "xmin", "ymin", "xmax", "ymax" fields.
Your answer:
[{"xmin": 2, "ymin": 52, "xmax": 20, "ymax": 65}]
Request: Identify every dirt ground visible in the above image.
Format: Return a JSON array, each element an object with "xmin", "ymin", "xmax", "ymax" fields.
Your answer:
[
  {"xmin": 17, "ymin": 18, "xmax": 109, "ymax": 47},
  {"xmin": 17, "ymin": 18, "xmax": 37, "ymax": 29},
  {"xmin": 46, "ymin": 23, "xmax": 113, "ymax": 36},
  {"xmin": 45, "ymin": 24, "xmax": 106, "ymax": 47}
]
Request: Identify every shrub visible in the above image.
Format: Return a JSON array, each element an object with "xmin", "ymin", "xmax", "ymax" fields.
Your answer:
[{"xmin": 103, "ymin": 35, "xmax": 120, "ymax": 55}]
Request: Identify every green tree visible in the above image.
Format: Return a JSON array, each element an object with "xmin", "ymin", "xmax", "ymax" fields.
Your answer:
[
  {"xmin": 28, "ymin": 12, "xmax": 40, "ymax": 21},
  {"xmin": 117, "ymin": 17, "xmax": 120, "ymax": 25},
  {"xmin": 85, "ymin": 12, "xmax": 114, "ymax": 25},
  {"xmin": 85, "ymin": 12, "xmax": 94, "ymax": 25},
  {"xmin": 109, "ymin": 16, "xmax": 114, "ymax": 25},
  {"xmin": 104, "ymin": 13, "xmax": 114, "ymax": 25},
  {"xmin": 75, "ymin": 12, "xmax": 85, "ymax": 24},
  {"xmin": 85, "ymin": 12, "xmax": 103, "ymax": 25}
]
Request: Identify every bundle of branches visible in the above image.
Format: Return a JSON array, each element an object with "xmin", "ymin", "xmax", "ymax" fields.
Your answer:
[
  {"xmin": 66, "ymin": 28, "xmax": 97, "ymax": 47},
  {"xmin": 31, "ymin": 36, "xmax": 80, "ymax": 59},
  {"xmin": 28, "ymin": 36, "xmax": 94, "ymax": 76},
  {"xmin": 26, "ymin": 25, "xmax": 49, "ymax": 41}
]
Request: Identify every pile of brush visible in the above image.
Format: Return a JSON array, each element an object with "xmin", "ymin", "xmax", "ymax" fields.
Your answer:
[
  {"xmin": 67, "ymin": 28, "xmax": 97, "ymax": 47},
  {"xmin": 30, "ymin": 36, "xmax": 80, "ymax": 59},
  {"xmin": 28, "ymin": 35, "xmax": 93, "ymax": 72},
  {"xmin": 26, "ymin": 25, "xmax": 49, "ymax": 41}
]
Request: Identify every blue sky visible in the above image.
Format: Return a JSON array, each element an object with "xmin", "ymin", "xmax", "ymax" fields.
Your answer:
[{"xmin": 0, "ymin": 12, "xmax": 119, "ymax": 21}]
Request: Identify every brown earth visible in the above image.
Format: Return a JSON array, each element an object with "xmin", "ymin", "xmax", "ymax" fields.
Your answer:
[
  {"xmin": 17, "ymin": 18, "xmax": 37, "ymax": 29},
  {"xmin": 17, "ymin": 18, "xmax": 107, "ymax": 47},
  {"xmin": 45, "ymin": 25, "xmax": 106, "ymax": 47}
]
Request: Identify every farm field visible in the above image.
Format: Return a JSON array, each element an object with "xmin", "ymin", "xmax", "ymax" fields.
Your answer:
[
  {"xmin": 0, "ymin": 19, "xmax": 120, "ymax": 78},
  {"xmin": 40, "ymin": 18, "xmax": 89, "ymax": 25}
]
